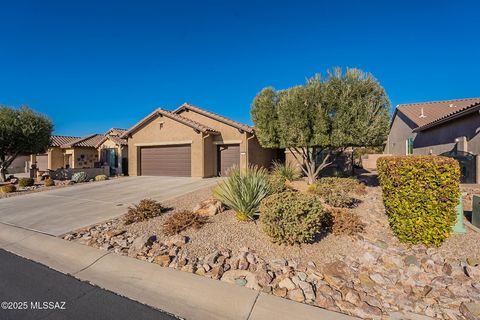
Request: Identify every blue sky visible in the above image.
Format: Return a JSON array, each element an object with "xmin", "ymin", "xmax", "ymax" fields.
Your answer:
[{"xmin": 0, "ymin": 0, "xmax": 478, "ymax": 136}]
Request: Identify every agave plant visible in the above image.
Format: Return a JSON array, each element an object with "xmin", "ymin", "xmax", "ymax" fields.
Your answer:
[
  {"xmin": 213, "ymin": 165, "xmax": 273, "ymax": 221},
  {"xmin": 271, "ymin": 160, "xmax": 301, "ymax": 181}
]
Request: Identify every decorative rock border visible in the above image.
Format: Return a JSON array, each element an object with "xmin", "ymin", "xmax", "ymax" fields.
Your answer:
[{"xmin": 65, "ymin": 224, "xmax": 480, "ymax": 320}]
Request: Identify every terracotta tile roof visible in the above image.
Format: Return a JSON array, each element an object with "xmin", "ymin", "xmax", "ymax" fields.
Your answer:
[
  {"xmin": 105, "ymin": 128, "xmax": 128, "ymax": 136},
  {"xmin": 95, "ymin": 134, "xmax": 128, "ymax": 148},
  {"xmin": 108, "ymin": 135, "xmax": 128, "ymax": 146},
  {"xmin": 396, "ymin": 98, "xmax": 480, "ymax": 128},
  {"xmin": 122, "ymin": 108, "xmax": 219, "ymax": 138},
  {"xmin": 414, "ymin": 101, "xmax": 480, "ymax": 132},
  {"xmin": 173, "ymin": 103, "xmax": 254, "ymax": 133},
  {"xmin": 50, "ymin": 135, "xmax": 82, "ymax": 147},
  {"xmin": 61, "ymin": 134, "xmax": 105, "ymax": 148}
]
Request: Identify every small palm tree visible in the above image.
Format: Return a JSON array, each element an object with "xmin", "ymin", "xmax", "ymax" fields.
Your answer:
[{"xmin": 213, "ymin": 165, "xmax": 273, "ymax": 221}]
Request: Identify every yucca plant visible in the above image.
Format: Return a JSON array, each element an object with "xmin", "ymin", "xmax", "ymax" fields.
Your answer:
[
  {"xmin": 271, "ymin": 160, "xmax": 300, "ymax": 181},
  {"xmin": 213, "ymin": 165, "xmax": 273, "ymax": 221}
]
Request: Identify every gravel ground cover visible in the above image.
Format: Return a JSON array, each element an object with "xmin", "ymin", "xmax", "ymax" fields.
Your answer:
[{"xmin": 64, "ymin": 180, "xmax": 480, "ymax": 319}]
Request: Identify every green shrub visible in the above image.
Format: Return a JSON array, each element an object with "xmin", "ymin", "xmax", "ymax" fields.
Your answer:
[
  {"xmin": 95, "ymin": 174, "xmax": 108, "ymax": 181},
  {"xmin": 309, "ymin": 177, "xmax": 365, "ymax": 207},
  {"xmin": 0, "ymin": 184, "xmax": 16, "ymax": 193},
  {"xmin": 125, "ymin": 199, "xmax": 163, "ymax": 225},
  {"xmin": 260, "ymin": 192, "xmax": 326, "ymax": 245},
  {"xmin": 44, "ymin": 178, "xmax": 55, "ymax": 187},
  {"xmin": 267, "ymin": 173, "xmax": 286, "ymax": 193},
  {"xmin": 18, "ymin": 177, "xmax": 35, "ymax": 188},
  {"xmin": 377, "ymin": 156, "xmax": 460, "ymax": 247},
  {"xmin": 213, "ymin": 165, "xmax": 273, "ymax": 221},
  {"xmin": 71, "ymin": 172, "xmax": 88, "ymax": 183},
  {"xmin": 271, "ymin": 160, "xmax": 301, "ymax": 181}
]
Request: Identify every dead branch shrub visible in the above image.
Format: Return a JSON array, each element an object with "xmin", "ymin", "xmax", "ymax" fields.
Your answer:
[
  {"xmin": 163, "ymin": 210, "xmax": 209, "ymax": 236},
  {"xmin": 125, "ymin": 199, "xmax": 163, "ymax": 225},
  {"xmin": 330, "ymin": 208, "xmax": 364, "ymax": 236}
]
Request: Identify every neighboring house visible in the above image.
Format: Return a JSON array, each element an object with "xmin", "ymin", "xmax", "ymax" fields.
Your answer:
[
  {"xmin": 95, "ymin": 128, "xmax": 128, "ymax": 175},
  {"xmin": 34, "ymin": 135, "xmax": 82, "ymax": 171},
  {"xmin": 385, "ymin": 98, "xmax": 480, "ymax": 183},
  {"xmin": 122, "ymin": 103, "xmax": 280, "ymax": 177},
  {"xmin": 31, "ymin": 128, "xmax": 128, "ymax": 175}
]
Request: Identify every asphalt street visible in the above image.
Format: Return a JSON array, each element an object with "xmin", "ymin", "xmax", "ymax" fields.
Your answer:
[{"xmin": 0, "ymin": 249, "xmax": 178, "ymax": 320}]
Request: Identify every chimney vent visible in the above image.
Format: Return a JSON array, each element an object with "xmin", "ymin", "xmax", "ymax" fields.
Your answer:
[{"xmin": 419, "ymin": 108, "xmax": 426, "ymax": 118}]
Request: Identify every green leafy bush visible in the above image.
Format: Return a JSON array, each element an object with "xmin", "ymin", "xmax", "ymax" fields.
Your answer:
[
  {"xmin": 309, "ymin": 177, "xmax": 365, "ymax": 207},
  {"xmin": 125, "ymin": 199, "xmax": 163, "ymax": 225},
  {"xmin": 44, "ymin": 178, "xmax": 55, "ymax": 187},
  {"xmin": 18, "ymin": 177, "xmax": 34, "ymax": 188},
  {"xmin": 271, "ymin": 160, "xmax": 300, "ymax": 181},
  {"xmin": 213, "ymin": 166, "xmax": 273, "ymax": 221},
  {"xmin": 377, "ymin": 156, "xmax": 460, "ymax": 246},
  {"xmin": 0, "ymin": 184, "xmax": 16, "ymax": 193},
  {"xmin": 95, "ymin": 174, "xmax": 108, "ymax": 181},
  {"xmin": 267, "ymin": 173, "xmax": 286, "ymax": 193},
  {"xmin": 71, "ymin": 172, "xmax": 88, "ymax": 183},
  {"xmin": 260, "ymin": 192, "xmax": 326, "ymax": 245}
]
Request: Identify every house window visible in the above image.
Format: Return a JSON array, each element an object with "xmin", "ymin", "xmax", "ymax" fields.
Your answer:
[{"xmin": 406, "ymin": 138, "xmax": 413, "ymax": 155}]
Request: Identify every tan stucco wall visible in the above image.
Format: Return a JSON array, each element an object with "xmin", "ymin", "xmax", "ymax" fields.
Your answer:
[
  {"xmin": 68, "ymin": 147, "xmax": 98, "ymax": 169},
  {"xmin": 179, "ymin": 110, "xmax": 277, "ymax": 172},
  {"xmin": 127, "ymin": 113, "xmax": 205, "ymax": 177},
  {"xmin": 203, "ymin": 134, "xmax": 216, "ymax": 177},
  {"xmin": 385, "ymin": 112, "xmax": 417, "ymax": 155},
  {"xmin": 48, "ymin": 147, "xmax": 65, "ymax": 170},
  {"xmin": 247, "ymin": 134, "xmax": 277, "ymax": 169}
]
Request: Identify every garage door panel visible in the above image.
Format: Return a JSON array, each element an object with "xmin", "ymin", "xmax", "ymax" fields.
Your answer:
[
  {"xmin": 219, "ymin": 144, "xmax": 240, "ymax": 176},
  {"xmin": 140, "ymin": 145, "xmax": 191, "ymax": 176},
  {"xmin": 36, "ymin": 154, "xmax": 48, "ymax": 171}
]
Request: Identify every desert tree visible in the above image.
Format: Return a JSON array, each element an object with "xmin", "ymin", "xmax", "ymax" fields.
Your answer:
[
  {"xmin": 0, "ymin": 106, "xmax": 53, "ymax": 181},
  {"xmin": 251, "ymin": 68, "xmax": 390, "ymax": 184}
]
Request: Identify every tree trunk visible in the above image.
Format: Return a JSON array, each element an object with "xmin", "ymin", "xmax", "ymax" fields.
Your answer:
[
  {"xmin": 288, "ymin": 147, "xmax": 332, "ymax": 185},
  {"xmin": 0, "ymin": 154, "xmax": 18, "ymax": 182},
  {"xmin": 0, "ymin": 166, "xmax": 7, "ymax": 182}
]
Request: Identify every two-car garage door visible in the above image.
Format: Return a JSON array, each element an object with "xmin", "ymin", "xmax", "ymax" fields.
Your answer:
[{"xmin": 140, "ymin": 145, "xmax": 191, "ymax": 176}]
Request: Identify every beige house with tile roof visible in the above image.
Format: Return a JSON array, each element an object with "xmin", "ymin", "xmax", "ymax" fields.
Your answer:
[
  {"xmin": 385, "ymin": 98, "xmax": 480, "ymax": 183},
  {"xmin": 31, "ymin": 128, "xmax": 129, "ymax": 175},
  {"xmin": 122, "ymin": 103, "xmax": 280, "ymax": 177}
]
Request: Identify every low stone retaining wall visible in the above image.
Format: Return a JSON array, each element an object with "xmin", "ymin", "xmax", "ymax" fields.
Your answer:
[{"xmin": 49, "ymin": 167, "xmax": 110, "ymax": 180}]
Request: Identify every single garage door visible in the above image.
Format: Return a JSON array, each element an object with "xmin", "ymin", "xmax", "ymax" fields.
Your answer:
[
  {"xmin": 218, "ymin": 144, "xmax": 240, "ymax": 176},
  {"xmin": 140, "ymin": 145, "xmax": 191, "ymax": 176},
  {"xmin": 36, "ymin": 154, "xmax": 48, "ymax": 171}
]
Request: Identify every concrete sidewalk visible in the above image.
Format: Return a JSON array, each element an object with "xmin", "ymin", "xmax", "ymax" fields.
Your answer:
[{"xmin": 0, "ymin": 223, "xmax": 357, "ymax": 320}]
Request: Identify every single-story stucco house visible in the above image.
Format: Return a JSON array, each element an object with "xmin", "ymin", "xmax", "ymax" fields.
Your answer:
[
  {"xmin": 121, "ymin": 103, "xmax": 281, "ymax": 177},
  {"xmin": 31, "ymin": 128, "xmax": 128, "ymax": 175},
  {"xmin": 385, "ymin": 98, "xmax": 480, "ymax": 183}
]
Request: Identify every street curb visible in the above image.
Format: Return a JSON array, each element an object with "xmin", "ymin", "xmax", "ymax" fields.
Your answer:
[{"xmin": 0, "ymin": 222, "xmax": 357, "ymax": 320}]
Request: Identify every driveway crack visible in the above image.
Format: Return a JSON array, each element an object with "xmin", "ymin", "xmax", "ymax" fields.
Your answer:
[
  {"xmin": 72, "ymin": 252, "xmax": 111, "ymax": 275},
  {"xmin": 246, "ymin": 292, "xmax": 260, "ymax": 320}
]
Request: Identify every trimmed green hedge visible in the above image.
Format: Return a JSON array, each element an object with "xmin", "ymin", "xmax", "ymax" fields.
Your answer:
[{"xmin": 377, "ymin": 155, "xmax": 460, "ymax": 246}]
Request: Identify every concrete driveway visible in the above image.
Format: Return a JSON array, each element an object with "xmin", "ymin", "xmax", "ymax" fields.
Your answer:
[{"xmin": 0, "ymin": 176, "xmax": 218, "ymax": 236}]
